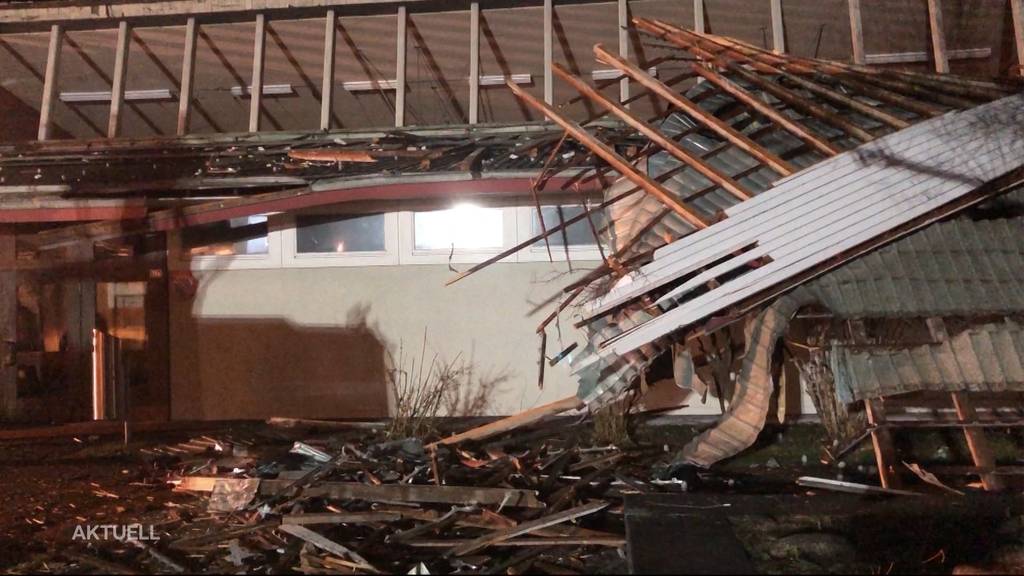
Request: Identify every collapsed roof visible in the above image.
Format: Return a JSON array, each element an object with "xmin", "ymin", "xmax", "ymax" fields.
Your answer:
[{"xmin": 489, "ymin": 19, "xmax": 1024, "ymax": 464}]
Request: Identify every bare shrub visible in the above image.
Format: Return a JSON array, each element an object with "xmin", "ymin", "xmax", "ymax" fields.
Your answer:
[{"xmin": 385, "ymin": 332, "xmax": 506, "ymax": 440}]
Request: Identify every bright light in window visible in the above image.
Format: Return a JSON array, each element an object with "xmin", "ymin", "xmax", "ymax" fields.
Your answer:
[{"xmin": 414, "ymin": 204, "xmax": 504, "ymax": 251}]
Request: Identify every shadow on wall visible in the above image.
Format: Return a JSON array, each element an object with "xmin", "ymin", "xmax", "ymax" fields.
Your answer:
[{"xmin": 172, "ymin": 305, "xmax": 391, "ymax": 420}]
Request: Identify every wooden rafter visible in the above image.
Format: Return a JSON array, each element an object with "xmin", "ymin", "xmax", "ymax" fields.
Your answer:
[
  {"xmin": 107, "ymin": 21, "xmax": 131, "ymax": 139},
  {"xmin": 506, "ymin": 80, "xmax": 709, "ymax": 230},
  {"xmin": 593, "ymin": 44, "xmax": 796, "ymax": 176},
  {"xmin": 176, "ymin": 17, "xmax": 197, "ymax": 136},
  {"xmin": 553, "ymin": 63, "xmax": 751, "ymax": 201}
]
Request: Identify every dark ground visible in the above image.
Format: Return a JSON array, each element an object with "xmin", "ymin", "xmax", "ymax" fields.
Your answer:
[{"xmin": 0, "ymin": 420, "xmax": 1020, "ymax": 574}]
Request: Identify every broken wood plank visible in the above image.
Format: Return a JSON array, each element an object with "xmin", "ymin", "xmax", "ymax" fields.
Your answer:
[
  {"xmin": 266, "ymin": 416, "xmax": 386, "ymax": 430},
  {"xmin": 282, "ymin": 512, "xmax": 404, "ymax": 525},
  {"xmin": 279, "ymin": 524, "xmax": 378, "ymax": 572},
  {"xmin": 287, "ymin": 149, "xmax": 378, "ymax": 163},
  {"xmin": 451, "ymin": 501, "xmax": 609, "ymax": 556},
  {"xmin": 796, "ymin": 476, "xmax": 923, "ymax": 497},
  {"xmin": 428, "ymin": 395, "xmax": 583, "ymax": 448},
  {"xmin": 230, "ymin": 478, "xmax": 542, "ymax": 508},
  {"xmin": 406, "ymin": 536, "xmax": 626, "ymax": 548},
  {"xmin": 951, "ymin": 392, "xmax": 1005, "ymax": 491},
  {"xmin": 866, "ymin": 398, "xmax": 903, "ymax": 489},
  {"xmin": 926, "ymin": 0, "xmax": 950, "ymax": 74}
]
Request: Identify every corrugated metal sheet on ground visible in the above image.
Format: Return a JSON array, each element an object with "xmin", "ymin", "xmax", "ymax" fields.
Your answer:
[{"xmin": 831, "ymin": 320, "xmax": 1024, "ymax": 403}]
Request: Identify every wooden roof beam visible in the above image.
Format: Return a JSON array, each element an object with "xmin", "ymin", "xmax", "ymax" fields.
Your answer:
[
  {"xmin": 592, "ymin": 44, "xmax": 796, "ymax": 177},
  {"xmin": 553, "ymin": 62, "xmax": 752, "ymax": 201},
  {"xmin": 506, "ymin": 79, "xmax": 710, "ymax": 230},
  {"xmin": 632, "ymin": 20, "xmax": 839, "ymax": 156},
  {"xmin": 656, "ymin": 23, "xmax": 912, "ymax": 130},
  {"xmin": 648, "ymin": 18, "xmax": 960, "ymax": 114},
  {"xmin": 632, "ymin": 23, "xmax": 876, "ymax": 143}
]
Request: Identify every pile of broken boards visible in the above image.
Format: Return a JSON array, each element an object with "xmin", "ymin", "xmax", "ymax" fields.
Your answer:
[{"xmin": 134, "ymin": 423, "xmax": 675, "ymax": 574}]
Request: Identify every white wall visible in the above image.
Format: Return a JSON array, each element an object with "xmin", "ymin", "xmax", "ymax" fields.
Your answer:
[{"xmin": 170, "ymin": 262, "xmax": 603, "ymax": 419}]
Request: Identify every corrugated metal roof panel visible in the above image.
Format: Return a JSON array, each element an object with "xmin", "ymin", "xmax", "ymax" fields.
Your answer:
[
  {"xmin": 801, "ymin": 216, "xmax": 1024, "ymax": 317},
  {"xmin": 831, "ymin": 321, "xmax": 1024, "ymax": 403}
]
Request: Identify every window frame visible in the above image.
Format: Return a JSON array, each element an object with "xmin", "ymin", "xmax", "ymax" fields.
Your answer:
[
  {"xmin": 169, "ymin": 214, "xmax": 282, "ymax": 271},
  {"xmin": 398, "ymin": 207, "xmax": 519, "ymax": 265},
  {"xmin": 281, "ymin": 212, "xmax": 399, "ymax": 268},
  {"xmin": 514, "ymin": 205, "xmax": 609, "ymax": 263}
]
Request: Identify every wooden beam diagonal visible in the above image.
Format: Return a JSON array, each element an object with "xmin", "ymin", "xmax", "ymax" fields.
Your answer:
[
  {"xmin": 655, "ymin": 18, "xmax": 955, "ymax": 116},
  {"xmin": 592, "ymin": 44, "xmax": 796, "ymax": 177},
  {"xmin": 638, "ymin": 20, "xmax": 877, "ymax": 143},
  {"xmin": 654, "ymin": 23, "xmax": 912, "ymax": 130},
  {"xmin": 107, "ymin": 20, "xmax": 131, "ymax": 138},
  {"xmin": 506, "ymin": 80, "xmax": 709, "ymax": 230},
  {"xmin": 176, "ymin": 17, "xmax": 197, "ymax": 136},
  {"xmin": 631, "ymin": 20, "xmax": 839, "ymax": 156},
  {"xmin": 552, "ymin": 62, "xmax": 751, "ymax": 201}
]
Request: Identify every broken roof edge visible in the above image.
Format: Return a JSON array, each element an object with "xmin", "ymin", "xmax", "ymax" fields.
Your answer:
[{"xmin": 20, "ymin": 170, "xmax": 605, "ymax": 249}]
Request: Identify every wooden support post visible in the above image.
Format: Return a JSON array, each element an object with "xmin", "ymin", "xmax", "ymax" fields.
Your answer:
[
  {"xmin": 395, "ymin": 5, "xmax": 407, "ymax": 127},
  {"xmin": 249, "ymin": 13, "xmax": 267, "ymax": 132},
  {"xmin": 593, "ymin": 43, "xmax": 796, "ymax": 175},
  {"xmin": 38, "ymin": 24, "xmax": 63, "ymax": 141},
  {"xmin": 553, "ymin": 63, "xmax": 751, "ymax": 200},
  {"xmin": 544, "ymin": 0, "xmax": 553, "ymax": 104},
  {"xmin": 506, "ymin": 79, "xmax": 709, "ymax": 229},
  {"xmin": 770, "ymin": 0, "xmax": 785, "ymax": 53},
  {"xmin": 0, "ymin": 234, "xmax": 16, "ymax": 420},
  {"xmin": 320, "ymin": 9, "xmax": 336, "ymax": 131},
  {"xmin": 107, "ymin": 21, "xmax": 131, "ymax": 139},
  {"xmin": 951, "ymin": 392, "xmax": 1005, "ymax": 491},
  {"xmin": 694, "ymin": 0, "xmax": 705, "ymax": 33},
  {"xmin": 848, "ymin": 0, "xmax": 865, "ymax": 64},
  {"xmin": 469, "ymin": 1, "xmax": 480, "ymax": 124},
  {"xmin": 865, "ymin": 398, "xmax": 902, "ymax": 489},
  {"xmin": 618, "ymin": 0, "xmax": 630, "ymax": 103},
  {"xmin": 1012, "ymin": 0, "xmax": 1024, "ymax": 76},
  {"xmin": 66, "ymin": 243, "xmax": 96, "ymax": 422},
  {"xmin": 926, "ymin": 0, "xmax": 949, "ymax": 74},
  {"xmin": 176, "ymin": 17, "xmax": 197, "ymax": 136}
]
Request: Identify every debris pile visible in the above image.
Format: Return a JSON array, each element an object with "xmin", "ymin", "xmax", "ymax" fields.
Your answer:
[{"xmin": 28, "ymin": 420, "xmax": 693, "ymax": 574}]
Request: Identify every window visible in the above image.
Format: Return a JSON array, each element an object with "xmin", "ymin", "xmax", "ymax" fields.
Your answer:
[
  {"xmin": 281, "ymin": 212, "xmax": 398, "ymax": 268},
  {"xmin": 296, "ymin": 213, "xmax": 386, "ymax": 254},
  {"xmin": 517, "ymin": 205, "xmax": 609, "ymax": 262},
  {"xmin": 173, "ymin": 214, "xmax": 280, "ymax": 270},
  {"xmin": 413, "ymin": 204, "xmax": 505, "ymax": 251},
  {"xmin": 181, "ymin": 215, "xmax": 269, "ymax": 256},
  {"xmin": 530, "ymin": 205, "xmax": 609, "ymax": 248}
]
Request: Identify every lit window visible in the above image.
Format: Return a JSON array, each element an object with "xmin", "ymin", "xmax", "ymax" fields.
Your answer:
[
  {"xmin": 181, "ymin": 215, "xmax": 268, "ymax": 256},
  {"xmin": 531, "ymin": 205, "xmax": 608, "ymax": 248},
  {"xmin": 413, "ymin": 204, "xmax": 504, "ymax": 251},
  {"xmin": 296, "ymin": 213, "xmax": 386, "ymax": 254}
]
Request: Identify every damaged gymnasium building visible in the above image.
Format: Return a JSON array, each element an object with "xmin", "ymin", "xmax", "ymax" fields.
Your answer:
[{"xmin": 0, "ymin": 0, "xmax": 1023, "ymax": 574}]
